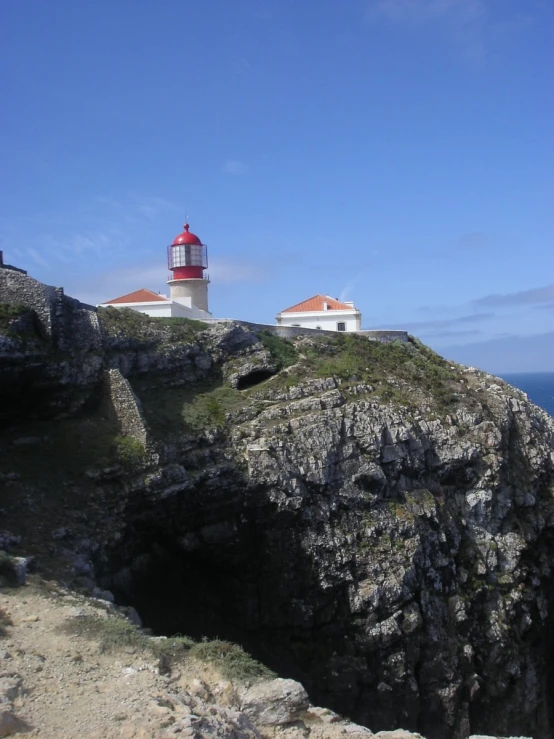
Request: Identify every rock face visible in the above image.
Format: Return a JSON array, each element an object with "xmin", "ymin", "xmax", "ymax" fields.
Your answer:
[{"xmin": 1, "ymin": 292, "xmax": 554, "ymax": 739}]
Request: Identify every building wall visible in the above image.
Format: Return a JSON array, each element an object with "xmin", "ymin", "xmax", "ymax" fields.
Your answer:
[
  {"xmin": 277, "ymin": 309, "xmax": 361, "ymax": 332},
  {"xmin": 99, "ymin": 300, "xmax": 211, "ymax": 320},
  {"xmin": 167, "ymin": 278, "xmax": 209, "ymax": 313}
]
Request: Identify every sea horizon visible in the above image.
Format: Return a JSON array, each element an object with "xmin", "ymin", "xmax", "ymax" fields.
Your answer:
[{"xmin": 498, "ymin": 371, "xmax": 554, "ymax": 418}]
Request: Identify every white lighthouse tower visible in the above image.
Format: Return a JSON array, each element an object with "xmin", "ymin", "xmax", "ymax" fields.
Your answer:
[{"xmin": 167, "ymin": 223, "xmax": 209, "ymax": 312}]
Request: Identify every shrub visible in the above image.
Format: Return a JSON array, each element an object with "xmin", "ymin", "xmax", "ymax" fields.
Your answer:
[
  {"xmin": 98, "ymin": 307, "xmax": 206, "ymax": 343},
  {"xmin": 112, "ymin": 435, "xmax": 145, "ymax": 468},
  {"xmin": 258, "ymin": 331, "xmax": 298, "ymax": 370},
  {"xmin": 62, "ymin": 615, "xmax": 273, "ymax": 681},
  {"xmin": 0, "ymin": 303, "xmax": 30, "ymax": 333},
  {"xmin": 189, "ymin": 639, "xmax": 276, "ymax": 682}
]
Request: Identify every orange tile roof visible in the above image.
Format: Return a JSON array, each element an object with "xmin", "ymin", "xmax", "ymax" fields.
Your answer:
[
  {"xmin": 281, "ymin": 294, "xmax": 354, "ymax": 313},
  {"xmin": 102, "ymin": 288, "xmax": 170, "ymax": 305}
]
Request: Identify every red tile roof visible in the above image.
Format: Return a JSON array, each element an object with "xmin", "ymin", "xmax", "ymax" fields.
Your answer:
[
  {"xmin": 281, "ymin": 294, "xmax": 354, "ymax": 313},
  {"xmin": 102, "ymin": 288, "xmax": 170, "ymax": 305}
]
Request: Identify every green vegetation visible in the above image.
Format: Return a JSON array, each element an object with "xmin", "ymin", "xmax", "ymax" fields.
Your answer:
[
  {"xmin": 189, "ymin": 639, "xmax": 276, "ymax": 682},
  {"xmin": 181, "ymin": 386, "xmax": 244, "ymax": 431},
  {"xmin": 61, "ymin": 614, "xmax": 274, "ymax": 681},
  {"xmin": 298, "ymin": 333, "xmax": 464, "ymax": 412},
  {"xmin": 258, "ymin": 330, "xmax": 298, "ymax": 370},
  {"xmin": 134, "ymin": 380, "xmax": 245, "ymax": 437},
  {"xmin": 0, "ymin": 303, "xmax": 30, "ymax": 333},
  {"xmin": 98, "ymin": 307, "xmax": 206, "ymax": 343},
  {"xmin": 112, "ymin": 435, "xmax": 146, "ymax": 469}
]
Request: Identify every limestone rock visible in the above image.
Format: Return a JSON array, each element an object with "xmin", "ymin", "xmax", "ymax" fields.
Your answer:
[
  {"xmin": 240, "ymin": 678, "xmax": 309, "ymax": 726},
  {"xmin": 0, "ymin": 678, "xmax": 20, "ymax": 704},
  {"xmin": 0, "ymin": 710, "xmax": 25, "ymax": 738}
]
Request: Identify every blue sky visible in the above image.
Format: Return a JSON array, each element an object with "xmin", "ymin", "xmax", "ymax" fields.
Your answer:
[{"xmin": 1, "ymin": 0, "xmax": 552, "ymax": 373}]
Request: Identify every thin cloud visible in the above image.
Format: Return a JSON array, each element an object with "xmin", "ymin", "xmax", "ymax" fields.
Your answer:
[
  {"xmin": 69, "ymin": 257, "xmax": 269, "ymax": 307},
  {"xmin": 386, "ymin": 311, "xmax": 494, "ymax": 332},
  {"xmin": 366, "ymin": 0, "xmax": 537, "ymax": 63},
  {"xmin": 209, "ymin": 258, "xmax": 267, "ymax": 284},
  {"xmin": 438, "ymin": 331, "xmax": 554, "ymax": 374},
  {"xmin": 368, "ymin": 0, "xmax": 486, "ymax": 25},
  {"xmin": 222, "ymin": 160, "xmax": 249, "ymax": 175},
  {"xmin": 419, "ymin": 328, "xmax": 482, "ymax": 339},
  {"xmin": 473, "ymin": 284, "xmax": 554, "ymax": 308}
]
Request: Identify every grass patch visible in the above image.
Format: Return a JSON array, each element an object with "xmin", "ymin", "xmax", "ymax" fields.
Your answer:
[
  {"xmin": 298, "ymin": 333, "xmax": 464, "ymax": 413},
  {"xmin": 133, "ymin": 380, "xmax": 245, "ymax": 437},
  {"xmin": 189, "ymin": 639, "xmax": 276, "ymax": 682},
  {"xmin": 258, "ymin": 331, "xmax": 298, "ymax": 370},
  {"xmin": 61, "ymin": 614, "xmax": 273, "ymax": 681},
  {"xmin": 112, "ymin": 435, "xmax": 145, "ymax": 469},
  {"xmin": 62, "ymin": 614, "xmax": 145, "ymax": 651},
  {"xmin": 98, "ymin": 307, "xmax": 206, "ymax": 344},
  {"xmin": 181, "ymin": 386, "xmax": 244, "ymax": 431},
  {"xmin": 0, "ymin": 303, "xmax": 31, "ymax": 333}
]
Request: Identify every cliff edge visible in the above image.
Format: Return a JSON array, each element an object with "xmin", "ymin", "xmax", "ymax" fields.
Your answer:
[{"xmin": 0, "ymin": 285, "xmax": 553, "ymax": 739}]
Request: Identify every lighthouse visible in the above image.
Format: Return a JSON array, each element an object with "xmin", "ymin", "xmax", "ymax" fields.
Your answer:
[{"xmin": 166, "ymin": 223, "xmax": 209, "ymax": 313}]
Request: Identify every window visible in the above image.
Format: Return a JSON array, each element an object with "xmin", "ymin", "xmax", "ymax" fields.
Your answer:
[
  {"xmin": 291, "ymin": 323, "xmax": 301, "ymax": 327},
  {"xmin": 337, "ymin": 322, "xmax": 346, "ymax": 332}
]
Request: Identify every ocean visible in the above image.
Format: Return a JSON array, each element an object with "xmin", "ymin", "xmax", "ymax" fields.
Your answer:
[{"xmin": 499, "ymin": 372, "xmax": 554, "ymax": 419}]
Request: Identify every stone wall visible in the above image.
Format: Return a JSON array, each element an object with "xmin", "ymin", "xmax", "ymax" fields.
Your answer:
[
  {"xmin": 103, "ymin": 369, "xmax": 150, "ymax": 448},
  {"xmin": 0, "ymin": 267, "xmax": 58, "ymax": 338},
  {"xmin": 203, "ymin": 318, "xmax": 409, "ymax": 343},
  {"xmin": 0, "ymin": 265, "xmax": 103, "ymax": 351}
]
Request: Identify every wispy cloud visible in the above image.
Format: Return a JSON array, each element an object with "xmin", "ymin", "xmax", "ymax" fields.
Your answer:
[
  {"xmin": 222, "ymin": 160, "xmax": 249, "ymax": 175},
  {"xmin": 386, "ymin": 311, "xmax": 494, "ymax": 332},
  {"xmin": 1, "ymin": 192, "xmax": 180, "ymax": 272},
  {"xmin": 339, "ymin": 281, "xmax": 357, "ymax": 302},
  {"xmin": 418, "ymin": 328, "xmax": 483, "ymax": 339},
  {"xmin": 439, "ymin": 331, "xmax": 554, "ymax": 374},
  {"xmin": 209, "ymin": 258, "xmax": 268, "ymax": 284},
  {"xmin": 368, "ymin": 0, "xmax": 487, "ymax": 25},
  {"xmin": 473, "ymin": 284, "xmax": 554, "ymax": 308},
  {"xmin": 67, "ymin": 256, "xmax": 270, "ymax": 307},
  {"xmin": 366, "ymin": 0, "xmax": 536, "ymax": 62}
]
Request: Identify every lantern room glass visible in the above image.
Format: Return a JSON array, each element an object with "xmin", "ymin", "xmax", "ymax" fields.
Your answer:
[{"xmin": 168, "ymin": 244, "xmax": 208, "ymax": 270}]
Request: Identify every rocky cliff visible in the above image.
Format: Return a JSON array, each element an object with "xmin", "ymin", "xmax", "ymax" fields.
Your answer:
[{"xmin": 0, "ymin": 294, "xmax": 553, "ymax": 739}]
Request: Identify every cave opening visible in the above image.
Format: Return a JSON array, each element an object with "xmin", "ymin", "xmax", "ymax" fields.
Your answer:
[
  {"xmin": 236, "ymin": 369, "xmax": 276, "ymax": 390},
  {"xmin": 99, "ymin": 504, "xmax": 364, "ymax": 728}
]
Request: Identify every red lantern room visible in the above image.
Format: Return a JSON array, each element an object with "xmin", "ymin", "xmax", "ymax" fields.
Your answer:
[{"xmin": 167, "ymin": 223, "xmax": 208, "ymax": 279}]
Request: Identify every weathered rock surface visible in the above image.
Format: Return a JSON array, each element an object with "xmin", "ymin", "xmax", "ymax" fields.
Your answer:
[
  {"xmin": 1, "ymin": 288, "xmax": 553, "ymax": 738},
  {"xmin": 240, "ymin": 678, "xmax": 310, "ymax": 725}
]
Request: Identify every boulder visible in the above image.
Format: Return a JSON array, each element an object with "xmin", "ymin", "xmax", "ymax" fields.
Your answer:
[{"xmin": 240, "ymin": 678, "xmax": 309, "ymax": 726}]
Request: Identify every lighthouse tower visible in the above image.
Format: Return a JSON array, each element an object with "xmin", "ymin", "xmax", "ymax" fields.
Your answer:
[{"xmin": 167, "ymin": 223, "xmax": 210, "ymax": 313}]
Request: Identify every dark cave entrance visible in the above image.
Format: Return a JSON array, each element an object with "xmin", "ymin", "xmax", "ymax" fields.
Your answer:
[
  {"xmin": 109, "ymin": 540, "xmax": 261, "ymax": 649},
  {"xmin": 236, "ymin": 369, "xmax": 276, "ymax": 390},
  {"xmin": 99, "ymin": 500, "xmax": 364, "ymax": 727}
]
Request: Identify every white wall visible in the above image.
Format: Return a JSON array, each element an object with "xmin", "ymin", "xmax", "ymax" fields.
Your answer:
[
  {"xmin": 98, "ymin": 300, "xmax": 211, "ymax": 320},
  {"xmin": 276, "ymin": 309, "xmax": 361, "ymax": 332}
]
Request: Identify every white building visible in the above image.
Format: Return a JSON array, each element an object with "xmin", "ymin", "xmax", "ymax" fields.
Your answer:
[
  {"xmin": 276, "ymin": 294, "xmax": 362, "ymax": 332},
  {"xmin": 98, "ymin": 288, "xmax": 211, "ymax": 319}
]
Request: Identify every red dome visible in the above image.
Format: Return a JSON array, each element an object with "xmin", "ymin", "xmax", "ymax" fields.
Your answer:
[{"xmin": 172, "ymin": 223, "xmax": 202, "ymax": 246}]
